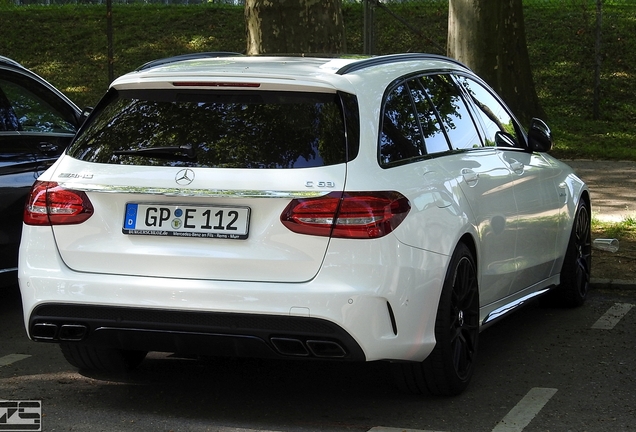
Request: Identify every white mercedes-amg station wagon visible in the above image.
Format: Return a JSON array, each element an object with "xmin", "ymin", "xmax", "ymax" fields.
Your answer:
[{"xmin": 19, "ymin": 53, "xmax": 591, "ymax": 396}]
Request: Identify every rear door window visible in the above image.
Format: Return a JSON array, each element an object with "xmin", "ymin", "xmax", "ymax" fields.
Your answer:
[
  {"xmin": 408, "ymin": 77, "xmax": 451, "ymax": 155},
  {"xmin": 419, "ymin": 74, "xmax": 482, "ymax": 151},
  {"xmin": 379, "ymin": 73, "xmax": 484, "ymax": 167},
  {"xmin": 68, "ymin": 89, "xmax": 357, "ymax": 169}
]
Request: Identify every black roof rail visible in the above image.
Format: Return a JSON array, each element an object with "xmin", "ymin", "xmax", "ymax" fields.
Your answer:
[
  {"xmin": 336, "ymin": 53, "xmax": 470, "ymax": 75},
  {"xmin": 135, "ymin": 52, "xmax": 244, "ymax": 71}
]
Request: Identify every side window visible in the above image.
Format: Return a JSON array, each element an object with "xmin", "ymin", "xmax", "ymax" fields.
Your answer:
[
  {"xmin": 408, "ymin": 78, "xmax": 450, "ymax": 154},
  {"xmin": 0, "ymin": 77, "xmax": 76, "ymax": 134},
  {"xmin": 420, "ymin": 75, "xmax": 482, "ymax": 150},
  {"xmin": 0, "ymin": 86, "xmax": 20, "ymax": 131},
  {"xmin": 379, "ymin": 82, "xmax": 426, "ymax": 166},
  {"xmin": 454, "ymin": 76, "xmax": 520, "ymax": 147}
]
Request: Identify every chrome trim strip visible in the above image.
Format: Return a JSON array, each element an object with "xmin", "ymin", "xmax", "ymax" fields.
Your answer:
[
  {"xmin": 482, "ymin": 287, "xmax": 551, "ymax": 325},
  {"xmin": 0, "ymin": 267, "xmax": 18, "ymax": 274},
  {"xmin": 58, "ymin": 182, "xmax": 329, "ymax": 199}
]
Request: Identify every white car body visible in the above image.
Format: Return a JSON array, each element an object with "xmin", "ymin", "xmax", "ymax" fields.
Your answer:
[{"xmin": 18, "ymin": 54, "xmax": 590, "ymax": 395}]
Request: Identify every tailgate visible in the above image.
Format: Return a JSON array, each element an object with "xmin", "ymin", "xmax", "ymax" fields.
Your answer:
[{"xmin": 49, "ymin": 159, "xmax": 346, "ymax": 283}]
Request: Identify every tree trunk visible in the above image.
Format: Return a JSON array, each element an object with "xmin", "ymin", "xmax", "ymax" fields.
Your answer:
[
  {"xmin": 447, "ymin": 0, "xmax": 544, "ymax": 126},
  {"xmin": 245, "ymin": 0, "xmax": 346, "ymax": 55}
]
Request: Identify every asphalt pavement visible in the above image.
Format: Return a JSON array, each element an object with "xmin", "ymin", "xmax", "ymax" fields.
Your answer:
[
  {"xmin": 565, "ymin": 159, "xmax": 636, "ymax": 222},
  {"xmin": 565, "ymin": 159, "xmax": 636, "ymax": 288}
]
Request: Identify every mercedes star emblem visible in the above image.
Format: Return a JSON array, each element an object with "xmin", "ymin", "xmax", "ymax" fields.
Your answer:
[{"xmin": 175, "ymin": 168, "xmax": 195, "ymax": 186}]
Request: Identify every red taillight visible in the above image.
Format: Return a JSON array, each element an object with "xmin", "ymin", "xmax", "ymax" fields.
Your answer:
[
  {"xmin": 24, "ymin": 181, "xmax": 94, "ymax": 226},
  {"xmin": 281, "ymin": 191, "xmax": 410, "ymax": 239},
  {"xmin": 172, "ymin": 82, "xmax": 261, "ymax": 88}
]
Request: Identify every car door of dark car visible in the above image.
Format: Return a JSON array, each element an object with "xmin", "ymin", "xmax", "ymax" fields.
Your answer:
[
  {"xmin": 0, "ymin": 138, "xmax": 41, "ymax": 272},
  {"xmin": 0, "ymin": 70, "xmax": 79, "ymax": 282}
]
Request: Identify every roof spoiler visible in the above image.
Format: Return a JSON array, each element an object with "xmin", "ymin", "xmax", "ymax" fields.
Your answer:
[{"xmin": 135, "ymin": 52, "xmax": 244, "ymax": 71}]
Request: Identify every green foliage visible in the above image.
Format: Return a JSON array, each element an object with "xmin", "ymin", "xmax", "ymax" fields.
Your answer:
[
  {"xmin": 525, "ymin": 5, "xmax": 636, "ymax": 160},
  {"xmin": 0, "ymin": 4, "xmax": 244, "ymax": 107},
  {"xmin": 593, "ymin": 215, "xmax": 636, "ymax": 241},
  {"xmin": 0, "ymin": 2, "xmax": 634, "ymax": 160}
]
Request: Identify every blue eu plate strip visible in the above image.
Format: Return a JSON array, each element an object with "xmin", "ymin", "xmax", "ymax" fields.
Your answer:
[{"xmin": 124, "ymin": 204, "xmax": 138, "ymax": 229}]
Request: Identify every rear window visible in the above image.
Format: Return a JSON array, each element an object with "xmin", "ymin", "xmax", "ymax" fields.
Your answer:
[{"xmin": 67, "ymin": 89, "xmax": 359, "ymax": 169}]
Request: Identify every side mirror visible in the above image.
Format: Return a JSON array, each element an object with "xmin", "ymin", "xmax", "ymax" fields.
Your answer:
[{"xmin": 527, "ymin": 118, "xmax": 553, "ymax": 152}]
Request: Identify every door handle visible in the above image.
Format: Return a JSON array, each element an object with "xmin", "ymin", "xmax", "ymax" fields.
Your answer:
[
  {"xmin": 461, "ymin": 168, "xmax": 479, "ymax": 187},
  {"xmin": 38, "ymin": 142, "xmax": 60, "ymax": 156},
  {"xmin": 558, "ymin": 182, "xmax": 569, "ymax": 204},
  {"xmin": 509, "ymin": 160, "xmax": 524, "ymax": 174}
]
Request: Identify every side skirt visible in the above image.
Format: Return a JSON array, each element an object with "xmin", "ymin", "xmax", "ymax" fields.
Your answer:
[{"xmin": 479, "ymin": 275, "xmax": 559, "ymax": 330}]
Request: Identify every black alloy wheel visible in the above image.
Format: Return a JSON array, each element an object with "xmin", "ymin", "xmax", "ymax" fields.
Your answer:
[
  {"xmin": 557, "ymin": 201, "xmax": 592, "ymax": 307},
  {"xmin": 445, "ymin": 253, "xmax": 480, "ymax": 382}
]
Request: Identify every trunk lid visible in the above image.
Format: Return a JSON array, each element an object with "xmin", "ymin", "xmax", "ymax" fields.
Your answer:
[
  {"xmin": 43, "ymin": 85, "xmax": 358, "ymax": 283},
  {"xmin": 49, "ymin": 159, "xmax": 345, "ymax": 282}
]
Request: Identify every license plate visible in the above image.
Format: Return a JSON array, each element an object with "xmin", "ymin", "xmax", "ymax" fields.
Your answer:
[{"xmin": 123, "ymin": 203, "xmax": 250, "ymax": 239}]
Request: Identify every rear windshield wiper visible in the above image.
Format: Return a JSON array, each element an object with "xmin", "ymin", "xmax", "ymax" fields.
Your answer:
[{"xmin": 114, "ymin": 145, "xmax": 196, "ymax": 160}]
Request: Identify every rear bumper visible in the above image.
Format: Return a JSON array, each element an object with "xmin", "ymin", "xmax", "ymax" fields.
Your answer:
[
  {"xmin": 28, "ymin": 303, "xmax": 365, "ymax": 361},
  {"xmin": 19, "ymin": 225, "xmax": 449, "ymax": 362}
]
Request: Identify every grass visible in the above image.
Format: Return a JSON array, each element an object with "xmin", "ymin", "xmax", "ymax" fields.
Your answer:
[
  {"xmin": 525, "ymin": 5, "xmax": 636, "ymax": 160},
  {"xmin": 593, "ymin": 216, "xmax": 636, "ymax": 242},
  {"xmin": 0, "ymin": 2, "xmax": 634, "ymax": 160}
]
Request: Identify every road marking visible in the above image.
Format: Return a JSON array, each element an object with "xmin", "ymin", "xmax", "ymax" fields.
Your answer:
[
  {"xmin": 0, "ymin": 354, "xmax": 31, "ymax": 367},
  {"xmin": 369, "ymin": 428, "xmax": 446, "ymax": 432},
  {"xmin": 591, "ymin": 303, "xmax": 634, "ymax": 329},
  {"xmin": 210, "ymin": 429, "xmax": 282, "ymax": 432},
  {"xmin": 370, "ymin": 388, "xmax": 558, "ymax": 432},
  {"xmin": 491, "ymin": 387, "xmax": 557, "ymax": 432}
]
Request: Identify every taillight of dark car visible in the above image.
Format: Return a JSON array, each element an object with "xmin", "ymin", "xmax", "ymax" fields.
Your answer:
[
  {"xmin": 24, "ymin": 181, "xmax": 94, "ymax": 226},
  {"xmin": 281, "ymin": 191, "xmax": 410, "ymax": 239}
]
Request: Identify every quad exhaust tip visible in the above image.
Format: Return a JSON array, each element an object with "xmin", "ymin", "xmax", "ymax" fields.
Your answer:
[
  {"xmin": 31, "ymin": 323, "xmax": 88, "ymax": 341},
  {"xmin": 31, "ymin": 323, "xmax": 58, "ymax": 340},
  {"xmin": 270, "ymin": 337, "xmax": 346, "ymax": 358}
]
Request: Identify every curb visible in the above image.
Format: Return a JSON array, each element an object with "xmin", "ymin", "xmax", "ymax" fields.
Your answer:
[{"xmin": 590, "ymin": 278, "xmax": 636, "ymax": 290}]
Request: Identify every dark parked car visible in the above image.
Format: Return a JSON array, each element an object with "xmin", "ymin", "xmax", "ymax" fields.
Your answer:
[{"xmin": 0, "ymin": 56, "xmax": 83, "ymax": 287}]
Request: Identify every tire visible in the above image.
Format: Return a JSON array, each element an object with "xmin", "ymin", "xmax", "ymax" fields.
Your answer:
[
  {"xmin": 60, "ymin": 343, "xmax": 147, "ymax": 373},
  {"xmin": 392, "ymin": 242, "xmax": 479, "ymax": 396},
  {"xmin": 556, "ymin": 201, "xmax": 592, "ymax": 307}
]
